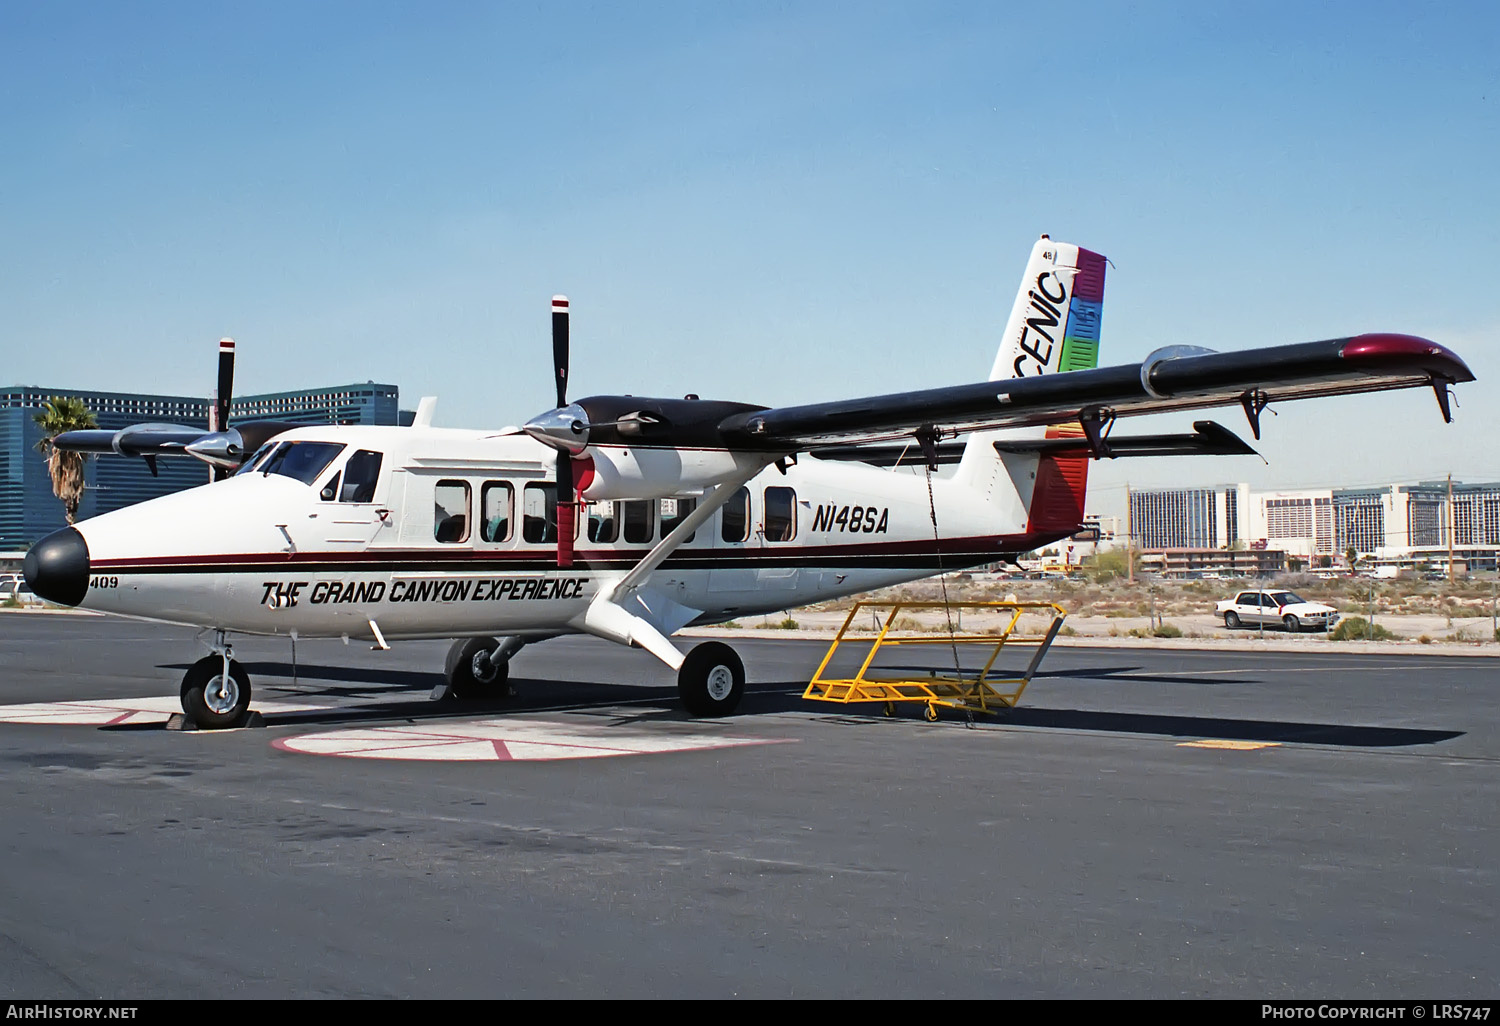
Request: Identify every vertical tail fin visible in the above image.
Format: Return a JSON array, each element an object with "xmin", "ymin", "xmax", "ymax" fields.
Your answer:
[
  {"xmin": 954, "ymin": 237, "xmax": 1107, "ymax": 536},
  {"xmin": 985, "ymin": 236, "xmax": 1105, "ymax": 383}
]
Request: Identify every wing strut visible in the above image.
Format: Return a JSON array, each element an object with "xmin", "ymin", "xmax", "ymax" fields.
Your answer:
[{"xmin": 570, "ymin": 459, "xmax": 773, "ymax": 670}]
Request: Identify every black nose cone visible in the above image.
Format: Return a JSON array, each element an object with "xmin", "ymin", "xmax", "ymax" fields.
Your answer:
[{"xmin": 24, "ymin": 527, "xmax": 90, "ymax": 607}]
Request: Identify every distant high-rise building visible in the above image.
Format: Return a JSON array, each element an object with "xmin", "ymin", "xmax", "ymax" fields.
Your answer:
[
  {"xmin": 1129, "ymin": 484, "xmax": 1248, "ymax": 550},
  {"xmin": 1250, "ymin": 489, "xmax": 1335, "ymax": 558},
  {"xmin": 0, "ymin": 382, "xmax": 399, "ymax": 547},
  {"xmin": 1332, "ymin": 488, "xmax": 1387, "ymax": 555},
  {"xmin": 1451, "ymin": 482, "xmax": 1500, "ymax": 547},
  {"xmin": 1121, "ymin": 480, "xmax": 1500, "ymax": 573}
]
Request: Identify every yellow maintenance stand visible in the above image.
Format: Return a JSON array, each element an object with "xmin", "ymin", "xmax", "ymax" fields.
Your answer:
[{"xmin": 803, "ymin": 600, "xmax": 1067, "ymax": 720}]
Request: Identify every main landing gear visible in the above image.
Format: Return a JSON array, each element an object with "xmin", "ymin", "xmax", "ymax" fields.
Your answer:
[
  {"xmin": 440, "ymin": 636, "xmax": 749, "ymax": 717},
  {"xmin": 180, "ymin": 631, "xmax": 252, "ymax": 729},
  {"xmin": 443, "ymin": 636, "xmax": 524, "ymax": 700},
  {"xmin": 677, "ymin": 642, "xmax": 745, "ymax": 717}
]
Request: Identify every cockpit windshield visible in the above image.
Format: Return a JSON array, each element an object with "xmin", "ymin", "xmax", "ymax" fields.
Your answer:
[
  {"xmin": 253, "ymin": 441, "xmax": 347, "ymax": 485},
  {"xmin": 235, "ymin": 442, "xmax": 280, "ymax": 476}
]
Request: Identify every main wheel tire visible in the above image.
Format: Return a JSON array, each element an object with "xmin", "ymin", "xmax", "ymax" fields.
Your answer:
[
  {"xmin": 1283, "ymin": 614, "xmax": 1301, "ymax": 632},
  {"xmin": 446, "ymin": 637, "xmax": 510, "ymax": 699},
  {"xmin": 180, "ymin": 655, "xmax": 251, "ymax": 729},
  {"xmin": 677, "ymin": 642, "xmax": 745, "ymax": 718},
  {"xmin": 1224, "ymin": 611, "xmax": 1241, "ymax": 629}
]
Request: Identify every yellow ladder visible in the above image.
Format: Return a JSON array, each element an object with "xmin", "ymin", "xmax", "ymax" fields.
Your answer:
[{"xmin": 803, "ymin": 600, "xmax": 1067, "ymax": 720}]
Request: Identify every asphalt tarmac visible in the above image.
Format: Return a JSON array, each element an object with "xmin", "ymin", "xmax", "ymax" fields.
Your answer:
[{"xmin": 0, "ymin": 613, "xmax": 1494, "ymax": 998}]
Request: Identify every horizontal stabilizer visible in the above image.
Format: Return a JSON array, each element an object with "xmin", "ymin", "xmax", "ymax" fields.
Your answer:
[{"xmin": 992, "ymin": 420, "xmax": 1258, "ymax": 459}]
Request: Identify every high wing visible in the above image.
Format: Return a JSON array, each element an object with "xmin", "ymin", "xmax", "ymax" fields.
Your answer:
[
  {"xmin": 713, "ymin": 333, "xmax": 1471, "ymax": 451},
  {"xmin": 51, "ymin": 424, "xmax": 206, "ymax": 456},
  {"xmin": 50, "ymin": 338, "xmax": 302, "ymax": 476},
  {"xmin": 53, "ymin": 419, "xmax": 304, "ymax": 473}
]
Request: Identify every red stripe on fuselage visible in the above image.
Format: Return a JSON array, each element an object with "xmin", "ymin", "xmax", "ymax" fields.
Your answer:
[{"xmin": 86, "ymin": 531, "xmax": 1074, "ymax": 574}]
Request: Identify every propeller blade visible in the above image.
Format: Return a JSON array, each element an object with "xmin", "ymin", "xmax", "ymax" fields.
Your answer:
[
  {"xmin": 552, "ymin": 296, "xmax": 575, "ymax": 566},
  {"xmin": 556, "ymin": 452, "xmax": 575, "ymax": 569},
  {"xmin": 552, "ymin": 296, "xmax": 569, "ymax": 409},
  {"xmin": 215, "ymin": 338, "xmax": 235, "ymax": 432}
]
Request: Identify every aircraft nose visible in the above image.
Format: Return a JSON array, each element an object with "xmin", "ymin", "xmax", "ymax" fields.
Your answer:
[{"xmin": 24, "ymin": 527, "xmax": 91, "ymax": 607}]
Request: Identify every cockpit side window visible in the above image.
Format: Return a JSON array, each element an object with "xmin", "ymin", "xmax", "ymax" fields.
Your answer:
[
  {"xmin": 339, "ymin": 450, "xmax": 383, "ymax": 502},
  {"xmin": 259, "ymin": 441, "xmax": 347, "ymax": 485}
]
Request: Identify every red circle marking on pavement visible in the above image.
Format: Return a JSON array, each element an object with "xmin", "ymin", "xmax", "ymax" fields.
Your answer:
[{"xmin": 273, "ymin": 718, "xmax": 791, "ymax": 762}]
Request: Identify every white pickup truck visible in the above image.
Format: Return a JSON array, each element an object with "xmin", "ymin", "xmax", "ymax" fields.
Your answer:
[{"xmin": 1215, "ymin": 590, "xmax": 1340, "ymax": 632}]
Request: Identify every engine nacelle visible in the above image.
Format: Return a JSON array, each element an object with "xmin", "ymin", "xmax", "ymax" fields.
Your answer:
[{"xmin": 579, "ymin": 446, "xmax": 771, "ymax": 501}]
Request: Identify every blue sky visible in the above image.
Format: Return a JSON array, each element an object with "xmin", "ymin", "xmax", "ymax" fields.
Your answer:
[{"xmin": 3, "ymin": 2, "xmax": 1497, "ymax": 520}]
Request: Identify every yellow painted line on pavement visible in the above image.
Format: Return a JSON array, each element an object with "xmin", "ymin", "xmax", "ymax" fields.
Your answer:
[{"xmin": 1177, "ymin": 739, "xmax": 1282, "ymax": 751}]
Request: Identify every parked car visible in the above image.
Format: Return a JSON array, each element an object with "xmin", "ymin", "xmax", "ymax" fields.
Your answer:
[
  {"xmin": 1215, "ymin": 590, "xmax": 1340, "ymax": 632},
  {"xmin": 0, "ymin": 573, "xmax": 22, "ymax": 601}
]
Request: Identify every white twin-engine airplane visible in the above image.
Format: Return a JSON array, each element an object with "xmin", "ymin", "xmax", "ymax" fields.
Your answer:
[{"xmin": 26, "ymin": 237, "xmax": 1473, "ymax": 728}]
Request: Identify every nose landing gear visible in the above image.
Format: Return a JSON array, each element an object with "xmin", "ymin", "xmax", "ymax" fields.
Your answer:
[{"xmin": 179, "ymin": 631, "xmax": 253, "ymax": 729}]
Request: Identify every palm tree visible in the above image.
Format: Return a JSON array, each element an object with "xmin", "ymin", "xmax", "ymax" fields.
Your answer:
[{"xmin": 33, "ymin": 396, "xmax": 97, "ymax": 525}]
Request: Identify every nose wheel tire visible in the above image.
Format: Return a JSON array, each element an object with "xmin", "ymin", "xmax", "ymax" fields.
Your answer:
[
  {"xmin": 678, "ymin": 642, "xmax": 745, "ymax": 718},
  {"xmin": 180, "ymin": 656, "xmax": 252, "ymax": 729},
  {"xmin": 445, "ymin": 637, "xmax": 512, "ymax": 700},
  {"xmin": 1224, "ymin": 611, "xmax": 1241, "ymax": 629}
]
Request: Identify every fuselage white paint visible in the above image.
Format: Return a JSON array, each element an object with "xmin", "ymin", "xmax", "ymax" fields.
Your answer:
[{"xmin": 70, "ymin": 423, "xmax": 1054, "ymax": 646}]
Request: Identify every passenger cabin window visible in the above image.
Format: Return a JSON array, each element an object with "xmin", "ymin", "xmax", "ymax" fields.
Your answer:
[
  {"xmin": 588, "ymin": 501, "xmax": 619, "ymax": 543},
  {"xmin": 722, "ymin": 487, "xmax": 750, "ymax": 543},
  {"xmin": 523, "ymin": 483, "xmax": 557, "ymax": 544},
  {"xmin": 339, "ymin": 450, "xmax": 383, "ymax": 502},
  {"xmin": 434, "ymin": 481, "xmax": 470, "ymax": 543},
  {"xmin": 258, "ymin": 441, "xmax": 346, "ymax": 485},
  {"xmin": 622, "ymin": 500, "xmax": 654, "ymax": 544},
  {"xmin": 764, "ymin": 487, "xmax": 796, "ymax": 542},
  {"xmin": 660, "ymin": 497, "xmax": 696, "ymax": 542},
  {"xmin": 481, "ymin": 482, "xmax": 513, "ymax": 542}
]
